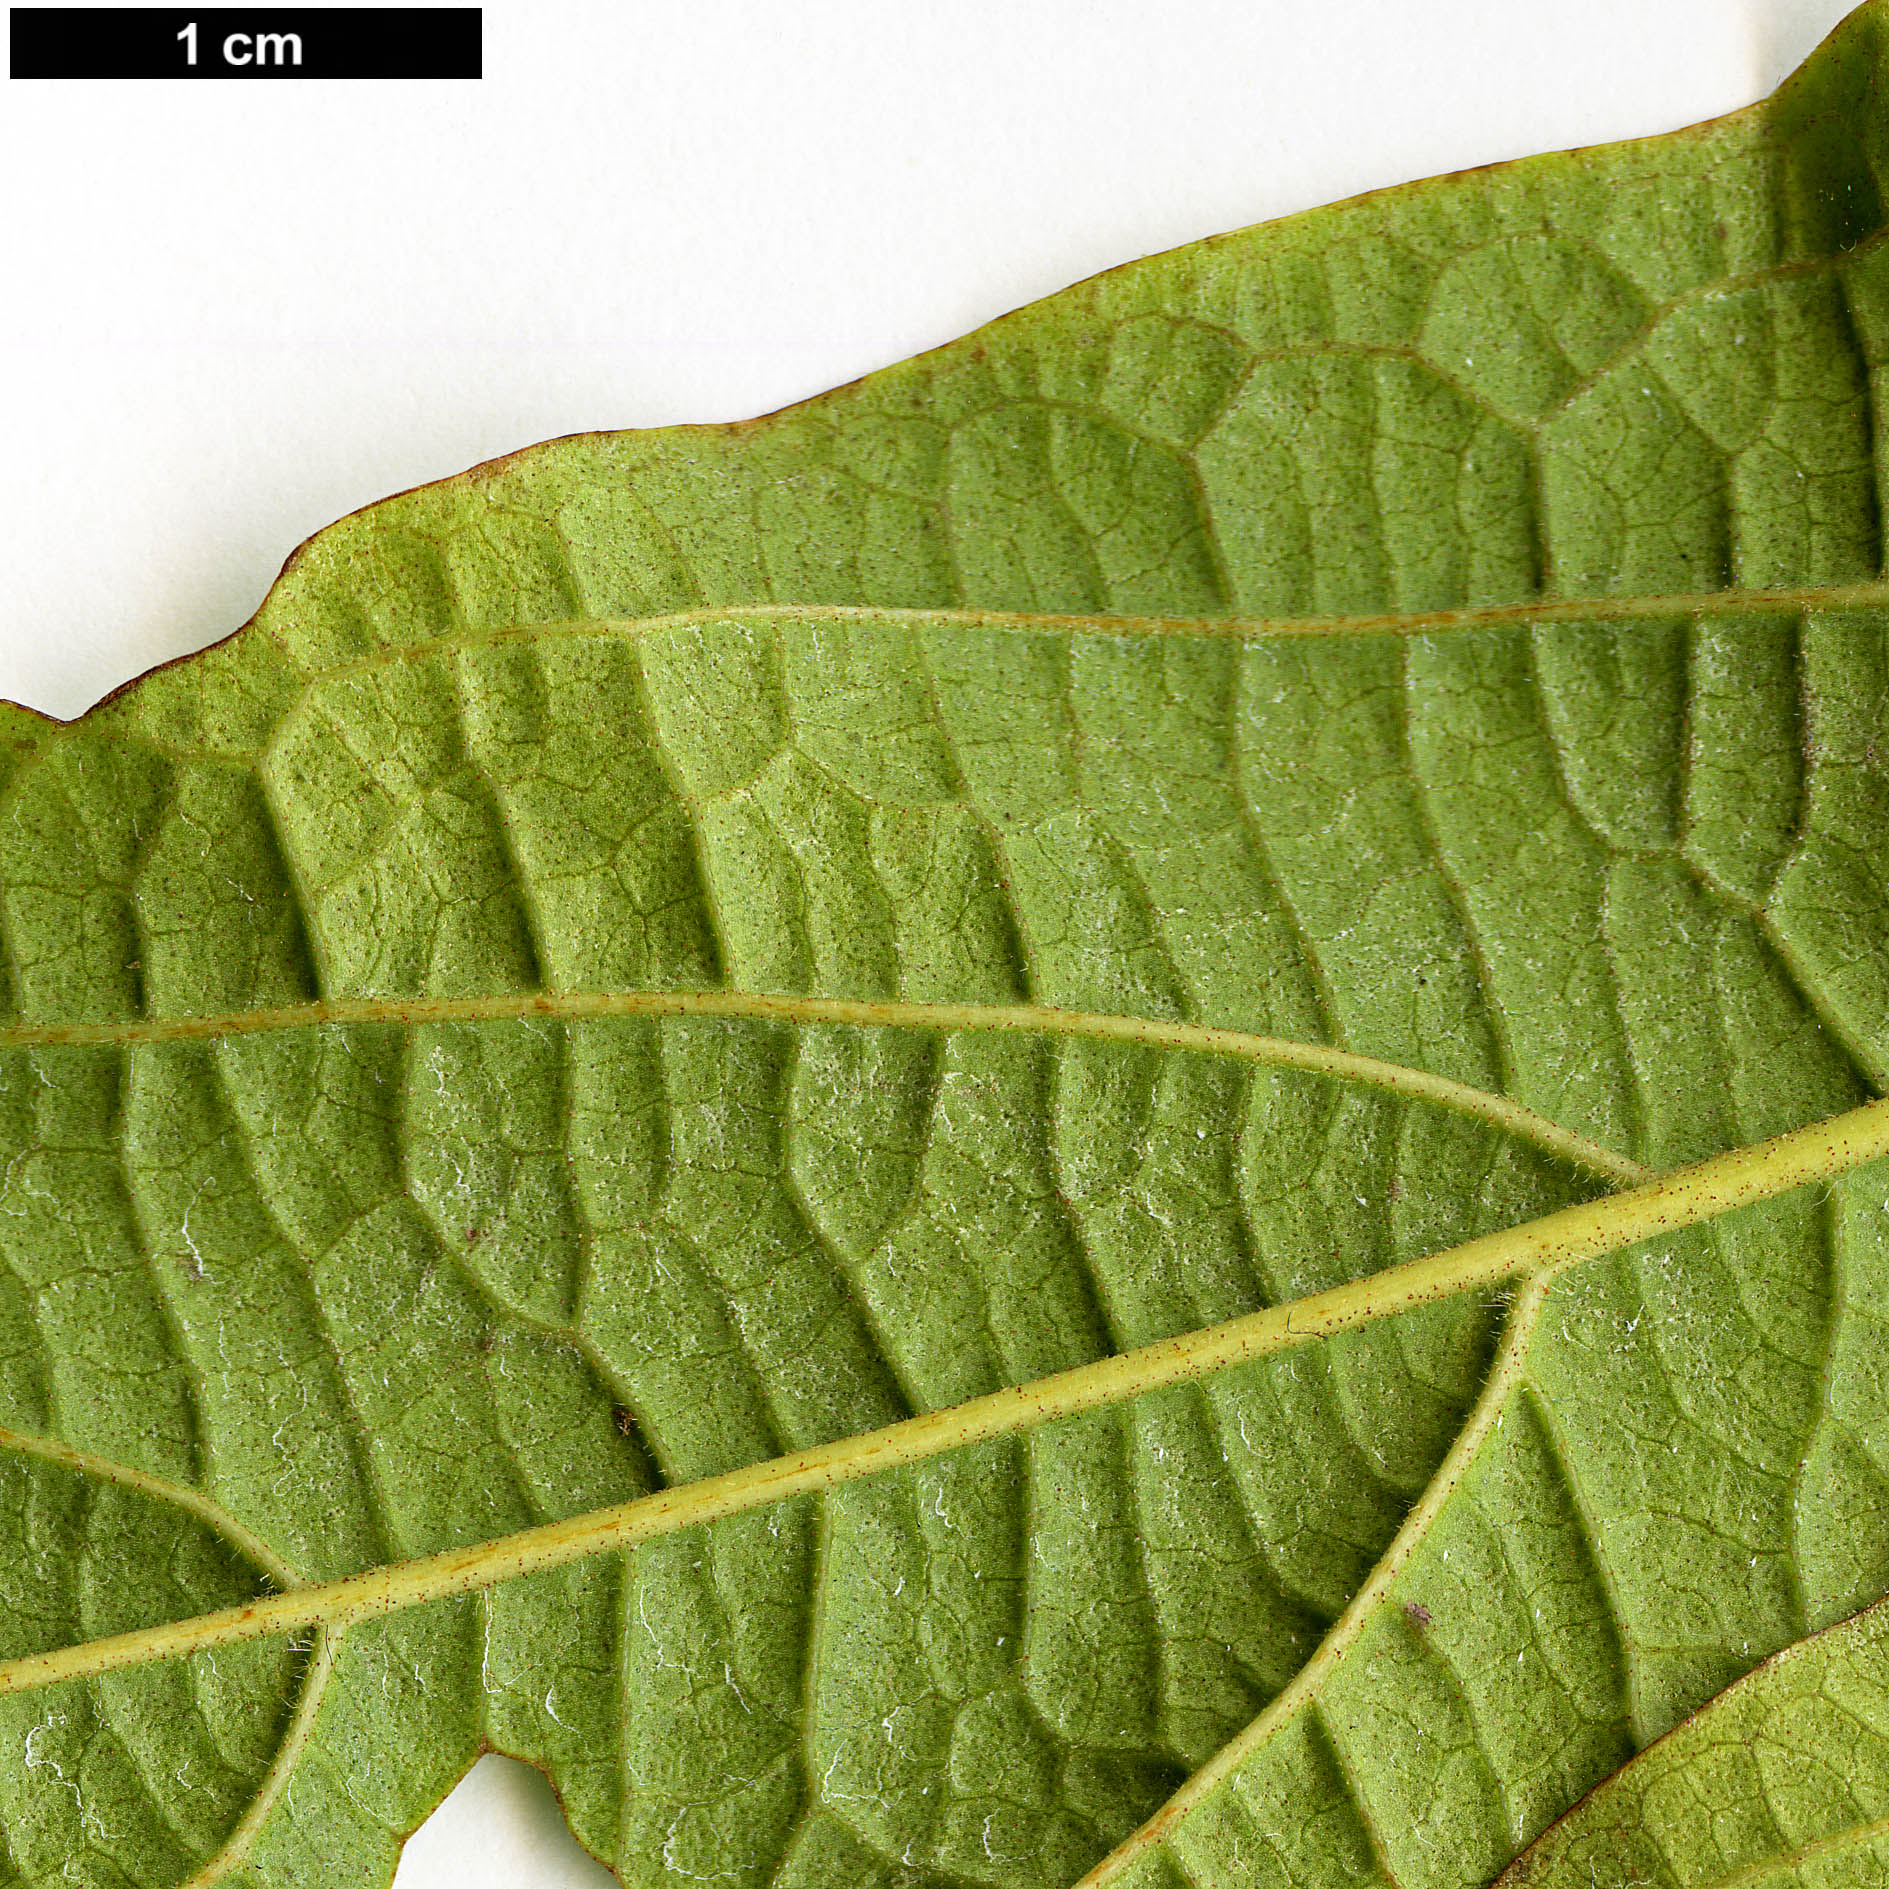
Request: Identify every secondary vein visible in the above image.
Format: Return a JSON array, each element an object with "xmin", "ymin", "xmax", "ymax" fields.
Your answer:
[
  {"xmin": 0, "ymin": 989, "xmax": 1648, "ymax": 1187},
  {"xmin": 283, "ymin": 577, "xmax": 1889, "ymax": 689},
  {"xmin": 180, "ymin": 1629, "xmax": 340, "ymax": 1889},
  {"xmin": 1076, "ymin": 1275, "xmax": 1554, "ymax": 1887},
  {"xmin": 1, "ymin": 1090, "xmax": 1884, "ymax": 1698},
  {"xmin": 0, "ymin": 1424, "xmax": 300, "ymax": 1591}
]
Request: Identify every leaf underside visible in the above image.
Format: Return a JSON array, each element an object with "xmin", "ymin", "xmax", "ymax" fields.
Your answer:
[
  {"xmin": 1494, "ymin": 1590, "xmax": 1889, "ymax": 1888},
  {"xmin": 11, "ymin": 10, "xmax": 1889, "ymax": 1889}
]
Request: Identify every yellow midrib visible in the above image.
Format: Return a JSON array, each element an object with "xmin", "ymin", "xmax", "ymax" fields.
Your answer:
[{"xmin": 2, "ymin": 1089, "xmax": 1886, "ymax": 1699}]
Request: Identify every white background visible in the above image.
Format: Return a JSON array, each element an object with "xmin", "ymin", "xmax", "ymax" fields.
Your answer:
[{"xmin": 0, "ymin": 1, "xmax": 1860, "ymax": 1881}]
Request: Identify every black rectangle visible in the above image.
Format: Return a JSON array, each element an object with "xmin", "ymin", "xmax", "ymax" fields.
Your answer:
[{"xmin": 10, "ymin": 8, "xmax": 481, "ymax": 79}]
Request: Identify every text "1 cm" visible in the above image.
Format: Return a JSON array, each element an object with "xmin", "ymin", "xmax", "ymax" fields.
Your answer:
[{"xmin": 176, "ymin": 22, "xmax": 304, "ymax": 67}]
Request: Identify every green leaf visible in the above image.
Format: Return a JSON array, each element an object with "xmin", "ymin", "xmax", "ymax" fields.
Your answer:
[
  {"xmin": 4, "ymin": 8, "xmax": 1889, "ymax": 1889},
  {"xmin": 1494, "ymin": 1594, "xmax": 1889, "ymax": 1887}
]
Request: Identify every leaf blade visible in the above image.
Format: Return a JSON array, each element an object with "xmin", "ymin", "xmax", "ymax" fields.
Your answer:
[{"xmin": 8, "ymin": 6, "xmax": 1889, "ymax": 1885}]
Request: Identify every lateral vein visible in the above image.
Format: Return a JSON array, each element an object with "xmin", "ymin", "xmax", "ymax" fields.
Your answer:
[
  {"xmin": 1075, "ymin": 1276, "xmax": 1553, "ymax": 1887},
  {"xmin": 0, "ymin": 989, "xmax": 1647, "ymax": 1187},
  {"xmin": 0, "ymin": 1424, "xmax": 301, "ymax": 1591},
  {"xmin": 1, "ymin": 1092, "xmax": 1884, "ymax": 1698},
  {"xmin": 282, "ymin": 577, "xmax": 1889, "ymax": 686},
  {"xmin": 180, "ymin": 1629, "xmax": 340, "ymax": 1889}
]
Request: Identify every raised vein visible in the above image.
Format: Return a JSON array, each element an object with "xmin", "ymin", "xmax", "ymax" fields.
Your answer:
[
  {"xmin": 181, "ymin": 1629, "xmax": 338, "ymax": 1889},
  {"xmin": 0, "ymin": 989, "xmax": 1648, "ymax": 1187},
  {"xmin": 1079, "ymin": 1274, "xmax": 1554, "ymax": 1887},
  {"xmin": 2, "ymin": 1091, "xmax": 1885, "ymax": 1699},
  {"xmin": 0, "ymin": 1424, "xmax": 299, "ymax": 1590},
  {"xmin": 596, "ymin": 577, "xmax": 1889, "ymax": 638},
  {"xmin": 291, "ymin": 577, "xmax": 1889, "ymax": 685}
]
